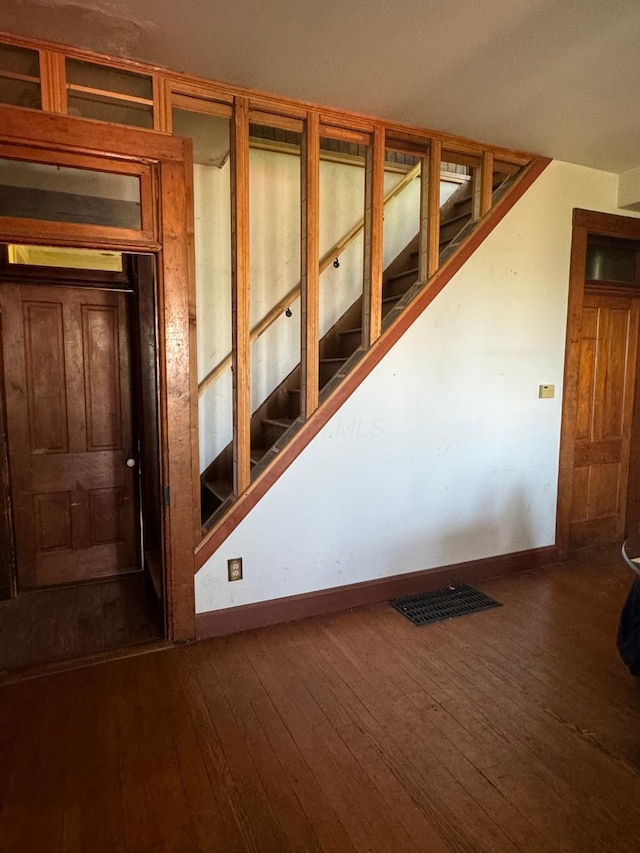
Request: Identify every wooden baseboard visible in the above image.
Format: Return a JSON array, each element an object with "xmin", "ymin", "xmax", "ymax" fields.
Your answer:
[{"xmin": 196, "ymin": 543, "xmax": 559, "ymax": 640}]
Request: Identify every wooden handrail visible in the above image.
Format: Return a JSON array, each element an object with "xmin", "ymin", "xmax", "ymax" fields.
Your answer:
[{"xmin": 198, "ymin": 160, "xmax": 421, "ymax": 396}]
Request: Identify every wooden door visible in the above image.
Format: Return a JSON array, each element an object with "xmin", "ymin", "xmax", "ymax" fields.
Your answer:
[
  {"xmin": 0, "ymin": 282, "xmax": 138, "ymax": 589},
  {"xmin": 569, "ymin": 291, "xmax": 640, "ymax": 545}
]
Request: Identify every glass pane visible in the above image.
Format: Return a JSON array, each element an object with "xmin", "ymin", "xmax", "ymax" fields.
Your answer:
[
  {"xmin": 382, "ymin": 149, "xmax": 422, "ymax": 327},
  {"xmin": 587, "ymin": 239, "xmax": 638, "ymax": 283},
  {"xmin": 0, "ymin": 43, "xmax": 40, "ymax": 77},
  {"xmin": 0, "ymin": 43, "xmax": 40, "ymax": 109},
  {"xmin": 249, "ymin": 123, "xmax": 301, "ymax": 476},
  {"xmin": 319, "ymin": 136, "xmax": 366, "ymax": 389},
  {"xmin": 67, "ymin": 91, "xmax": 153, "ymax": 129},
  {"xmin": 0, "ymin": 158, "xmax": 141, "ymax": 229},
  {"xmin": 0, "ymin": 78, "xmax": 41, "ymax": 109},
  {"xmin": 7, "ymin": 244, "xmax": 123, "ymax": 272},
  {"xmin": 66, "ymin": 59, "xmax": 152, "ymax": 100},
  {"xmin": 172, "ymin": 109, "xmax": 233, "ymax": 521}
]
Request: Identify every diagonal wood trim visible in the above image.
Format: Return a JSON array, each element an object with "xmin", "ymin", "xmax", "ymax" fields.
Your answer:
[
  {"xmin": 196, "ymin": 544, "xmax": 559, "ymax": 638},
  {"xmin": 195, "ymin": 155, "xmax": 552, "ymax": 569}
]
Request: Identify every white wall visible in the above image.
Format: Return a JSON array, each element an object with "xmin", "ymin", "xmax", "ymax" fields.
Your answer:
[{"xmin": 195, "ymin": 160, "xmax": 640, "ymax": 613}]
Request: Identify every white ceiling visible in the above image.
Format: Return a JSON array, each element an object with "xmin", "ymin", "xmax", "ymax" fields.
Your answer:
[{"xmin": 4, "ymin": 0, "xmax": 640, "ymax": 173}]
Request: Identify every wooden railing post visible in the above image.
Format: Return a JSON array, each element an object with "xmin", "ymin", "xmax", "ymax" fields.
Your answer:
[
  {"xmin": 480, "ymin": 150, "xmax": 494, "ymax": 217},
  {"xmin": 363, "ymin": 125, "xmax": 384, "ymax": 347},
  {"xmin": 301, "ymin": 110, "xmax": 320, "ymax": 418},
  {"xmin": 426, "ymin": 139, "xmax": 442, "ymax": 278},
  {"xmin": 231, "ymin": 96, "xmax": 251, "ymax": 495}
]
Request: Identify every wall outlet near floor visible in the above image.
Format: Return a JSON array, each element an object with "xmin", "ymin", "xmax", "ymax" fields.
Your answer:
[{"xmin": 228, "ymin": 557, "xmax": 243, "ymax": 581}]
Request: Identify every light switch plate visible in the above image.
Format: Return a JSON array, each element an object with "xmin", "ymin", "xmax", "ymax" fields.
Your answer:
[{"xmin": 539, "ymin": 384, "xmax": 555, "ymax": 399}]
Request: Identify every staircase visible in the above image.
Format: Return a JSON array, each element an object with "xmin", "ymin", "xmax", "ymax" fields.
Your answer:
[{"xmin": 200, "ymin": 169, "xmax": 514, "ymax": 528}]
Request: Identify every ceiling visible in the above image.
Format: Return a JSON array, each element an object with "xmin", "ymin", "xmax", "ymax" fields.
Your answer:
[{"xmin": 4, "ymin": 0, "xmax": 640, "ymax": 173}]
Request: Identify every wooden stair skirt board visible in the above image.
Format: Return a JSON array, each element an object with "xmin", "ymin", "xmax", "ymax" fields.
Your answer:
[
  {"xmin": 195, "ymin": 156, "xmax": 552, "ymax": 571},
  {"xmin": 196, "ymin": 544, "xmax": 559, "ymax": 639}
]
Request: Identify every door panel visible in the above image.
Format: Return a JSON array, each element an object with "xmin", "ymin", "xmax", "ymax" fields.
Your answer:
[
  {"xmin": 0, "ymin": 282, "xmax": 139, "ymax": 588},
  {"xmin": 570, "ymin": 292, "xmax": 639, "ymax": 545}
]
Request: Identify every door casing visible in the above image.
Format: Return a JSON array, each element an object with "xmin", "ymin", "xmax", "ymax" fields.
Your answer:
[{"xmin": 0, "ymin": 105, "xmax": 198, "ymax": 642}]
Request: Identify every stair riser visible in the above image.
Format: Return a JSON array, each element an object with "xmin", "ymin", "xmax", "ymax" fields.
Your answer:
[
  {"xmin": 338, "ymin": 330, "xmax": 362, "ymax": 358},
  {"xmin": 440, "ymin": 217, "xmax": 468, "ymax": 244},
  {"xmin": 384, "ymin": 271, "xmax": 419, "ymax": 298},
  {"xmin": 320, "ymin": 360, "xmax": 344, "ymax": 387}
]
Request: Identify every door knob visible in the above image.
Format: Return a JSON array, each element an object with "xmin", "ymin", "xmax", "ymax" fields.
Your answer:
[{"xmin": 126, "ymin": 458, "xmax": 136, "ymax": 468}]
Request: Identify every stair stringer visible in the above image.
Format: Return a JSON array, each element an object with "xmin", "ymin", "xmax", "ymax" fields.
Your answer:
[{"xmin": 195, "ymin": 155, "xmax": 552, "ymax": 570}]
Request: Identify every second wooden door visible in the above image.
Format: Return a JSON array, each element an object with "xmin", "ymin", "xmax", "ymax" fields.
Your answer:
[{"xmin": 570, "ymin": 291, "xmax": 640, "ymax": 545}]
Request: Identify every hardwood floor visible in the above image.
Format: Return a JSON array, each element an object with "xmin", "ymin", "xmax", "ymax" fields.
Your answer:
[
  {"xmin": 0, "ymin": 574, "xmax": 163, "ymax": 675},
  {"xmin": 2, "ymin": 544, "xmax": 640, "ymax": 851}
]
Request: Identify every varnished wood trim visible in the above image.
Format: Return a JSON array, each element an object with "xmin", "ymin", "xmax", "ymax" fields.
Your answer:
[
  {"xmin": 250, "ymin": 111, "xmax": 304, "ymax": 133},
  {"xmin": 418, "ymin": 156, "xmax": 429, "ymax": 282},
  {"xmin": 362, "ymin": 125, "xmax": 384, "ymax": 347},
  {"xmin": 196, "ymin": 544, "xmax": 559, "ymax": 638},
  {"xmin": 556, "ymin": 209, "xmax": 640, "ymax": 557},
  {"xmin": 155, "ymin": 153, "xmax": 197, "ymax": 642},
  {"xmin": 480, "ymin": 150, "xmax": 494, "ymax": 217},
  {"xmin": 0, "ymin": 104, "xmax": 185, "ymax": 161},
  {"xmin": 231, "ymin": 97, "xmax": 251, "ymax": 496},
  {"xmin": 153, "ymin": 75, "xmax": 172, "ymax": 132},
  {"xmin": 427, "ymin": 139, "xmax": 442, "ymax": 278},
  {"xmin": 171, "ymin": 92, "xmax": 233, "ymax": 118},
  {"xmin": 39, "ymin": 50, "xmax": 66, "ymax": 114},
  {"xmin": 301, "ymin": 111, "xmax": 320, "ymax": 418},
  {"xmin": 319, "ymin": 125, "xmax": 370, "ymax": 144},
  {"xmin": 195, "ymin": 156, "xmax": 552, "ymax": 568},
  {"xmin": 0, "ymin": 32, "xmax": 537, "ymax": 167}
]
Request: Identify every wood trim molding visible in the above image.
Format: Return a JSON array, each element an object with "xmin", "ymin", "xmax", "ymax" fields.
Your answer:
[
  {"xmin": 196, "ymin": 544, "xmax": 559, "ymax": 639},
  {"xmin": 230, "ymin": 97, "xmax": 251, "ymax": 496},
  {"xmin": 301, "ymin": 111, "xmax": 320, "ymax": 418},
  {"xmin": 0, "ymin": 31, "xmax": 537, "ymax": 168},
  {"xmin": 195, "ymin": 155, "xmax": 553, "ymax": 569},
  {"xmin": 0, "ymin": 107, "xmax": 197, "ymax": 642},
  {"xmin": 426, "ymin": 138, "xmax": 442, "ymax": 278},
  {"xmin": 362, "ymin": 125, "xmax": 385, "ymax": 347},
  {"xmin": 556, "ymin": 208, "xmax": 640, "ymax": 557}
]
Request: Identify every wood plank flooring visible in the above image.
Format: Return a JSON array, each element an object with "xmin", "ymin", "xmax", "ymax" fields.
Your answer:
[
  {"xmin": 0, "ymin": 574, "xmax": 163, "ymax": 674},
  {"xmin": 2, "ymin": 543, "xmax": 640, "ymax": 851}
]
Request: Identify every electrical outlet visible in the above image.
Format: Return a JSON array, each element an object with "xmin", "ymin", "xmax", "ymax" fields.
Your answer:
[{"xmin": 228, "ymin": 557, "xmax": 243, "ymax": 581}]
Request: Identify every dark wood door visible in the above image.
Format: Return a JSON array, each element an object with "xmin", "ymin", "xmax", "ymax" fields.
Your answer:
[
  {"xmin": 570, "ymin": 291, "xmax": 640, "ymax": 545},
  {"xmin": 0, "ymin": 282, "xmax": 139, "ymax": 589}
]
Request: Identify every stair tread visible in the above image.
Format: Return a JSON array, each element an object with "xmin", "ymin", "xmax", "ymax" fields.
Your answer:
[
  {"xmin": 320, "ymin": 356, "xmax": 348, "ymax": 363},
  {"xmin": 386, "ymin": 266, "xmax": 418, "ymax": 283},
  {"xmin": 441, "ymin": 210, "xmax": 470, "ymax": 226},
  {"xmin": 203, "ymin": 478, "xmax": 233, "ymax": 500},
  {"xmin": 261, "ymin": 417, "xmax": 294, "ymax": 428},
  {"xmin": 338, "ymin": 327, "xmax": 362, "ymax": 336},
  {"xmin": 382, "ymin": 294, "xmax": 402, "ymax": 304}
]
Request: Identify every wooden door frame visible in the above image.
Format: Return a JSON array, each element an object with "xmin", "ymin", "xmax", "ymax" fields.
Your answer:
[
  {"xmin": 557, "ymin": 208, "xmax": 640, "ymax": 557},
  {"xmin": 0, "ymin": 105, "xmax": 198, "ymax": 642}
]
